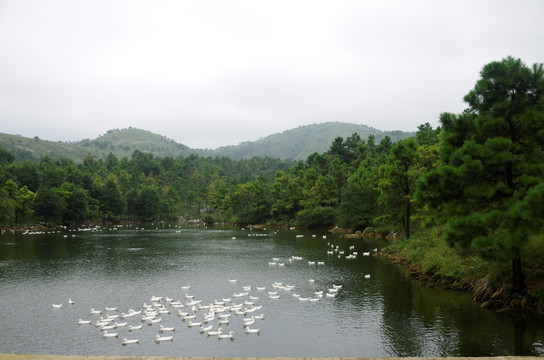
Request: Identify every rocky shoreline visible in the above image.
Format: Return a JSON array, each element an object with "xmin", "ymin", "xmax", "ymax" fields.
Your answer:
[{"xmin": 375, "ymin": 251, "xmax": 544, "ymax": 316}]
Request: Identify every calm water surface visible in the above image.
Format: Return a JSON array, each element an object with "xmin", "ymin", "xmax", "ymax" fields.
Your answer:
[{"xmin": 0, "ymin": 224, "xmax": 543, "ymax": 357}]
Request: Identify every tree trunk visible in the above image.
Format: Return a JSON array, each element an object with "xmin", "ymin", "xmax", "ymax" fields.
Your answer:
[
  {"xmin": 404, "ymin": 198, "xmax": 410, "ymax": 239},
  {"xmin": 512, "ymin": 257, "xmax": 525, "ymax": 294}
]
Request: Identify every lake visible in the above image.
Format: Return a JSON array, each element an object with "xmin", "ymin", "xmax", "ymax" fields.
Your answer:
[{"xmin": 0, "ymin": 223, "xmax": 543, "ymax": 357}]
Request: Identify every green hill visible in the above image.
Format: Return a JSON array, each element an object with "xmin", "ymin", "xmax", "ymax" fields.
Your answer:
[
  {"xmin": 0, "ymin": 122, "xmax": 415, "ymax": 163},
  {"xmin": 76, "ymin": 127, "xmax": 193, "ymax": 159},
  {"xmin": 208, "ymin": 122, "xmax": 414, "ymax": 160},
  {"xmin": 0, "ymin": 128, "xmax": 194, "ymax": 163},
  {"xmin": 0, "ymin": 132, "xmax": 99, "ymax": 163}
]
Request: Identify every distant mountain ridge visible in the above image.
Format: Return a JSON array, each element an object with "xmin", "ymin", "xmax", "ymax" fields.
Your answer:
[
  {"xmin": 0, "ymin": 122, "xmax": 415, "ymax": 163},
  {"xmin": 209, "ymin": 122, "xmax": 414, "ymax": 160},
  {"xmin": 0, "ymin": 128, "xmax": 194, "ymax": 163}
]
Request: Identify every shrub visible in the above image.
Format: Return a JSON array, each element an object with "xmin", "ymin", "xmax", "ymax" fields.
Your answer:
[{"xmin": 295, "ymin": 206, "xmax": 336, "ymax": 227}]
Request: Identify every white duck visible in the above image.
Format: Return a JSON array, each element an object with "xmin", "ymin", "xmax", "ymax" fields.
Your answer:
[
  {"xmin": 207, "ymin": 327, "xmax": 223, "ymax": 336},
  {"xmin": 199, "ymin": 325, "xmax": 213, "ymax": 333},
  {"xmin": 218, "ymin": 331, "xmax": 235, "ymax": 340},
  {"xmin": 155, "ymin": 334, "xmax": 173, "ymax": 342},
  {"xmin": 242, "ymin": 317, "xmax": 255, "ymax": 326},
  {"xmin": 203, "ymin": 314, "xmax": 215, "ymax": 323},
  {"xmin": 122, "ymin": 338, "xmax": 139, "ymax": 345},
  {"xmin": 182, "ymin": 314, "xmax": 197, "ymax": 320},
  {"xmin": 159, "ymin": 325, "xmax": 175, "ymax": 332},
  {"xmin": 245, "ymin": 327, "xmax": 260, "ymax": 334},
  {"xmin": 148, "ymin": 318, "xmax": 162, "ymax": 325}
]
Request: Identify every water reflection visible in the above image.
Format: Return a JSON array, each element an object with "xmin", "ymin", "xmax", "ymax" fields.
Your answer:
[{"xmin": 0, "ymin": 225, "xmax": 543, "ymax": 357}]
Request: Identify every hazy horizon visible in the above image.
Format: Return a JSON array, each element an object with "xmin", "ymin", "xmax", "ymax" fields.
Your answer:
[{"xmin": 2, "ymin": 120, "xmax": 415, "ymax": 150}]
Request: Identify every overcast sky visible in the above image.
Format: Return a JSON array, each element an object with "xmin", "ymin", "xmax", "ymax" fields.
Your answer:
[{"xmin": 1, "ymin": 0, "xmax": 543, "ymax": 149}]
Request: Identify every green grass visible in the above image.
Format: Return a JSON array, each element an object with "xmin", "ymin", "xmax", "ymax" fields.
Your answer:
[
  {"xmin": 387, "ymin": 226, "xmax": 544, "ymax": 302},
  {"xmin": 389, "ymin": 226, "xmax": 493, "ymax": 280}
]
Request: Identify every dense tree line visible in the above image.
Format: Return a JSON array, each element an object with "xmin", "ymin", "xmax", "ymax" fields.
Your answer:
[
  {"xmin": 0, "ymin": 150, "xmax": 296, "ymax": 226},
  {"xmin": 1, "ymin": 56, "xmax": 542, "ymax": 295},
  {"xmin": 0, "ymin": 125, "xmax": 438, "ymax": 233}
]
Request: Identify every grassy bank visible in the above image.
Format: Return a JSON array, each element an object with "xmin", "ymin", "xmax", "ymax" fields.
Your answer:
[{"xmin": 379, "ymin": 226, "xmax": 544, "ymax": 314}]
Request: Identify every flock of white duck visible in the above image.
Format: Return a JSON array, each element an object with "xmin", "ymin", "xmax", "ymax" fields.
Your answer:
[
  {"xmin": 56, "ymin": 285, "xmax": 263, "ymax": 345},
  {"xmin": 51, "ymin": 231, "xmax": 377, "ymax": 346}
]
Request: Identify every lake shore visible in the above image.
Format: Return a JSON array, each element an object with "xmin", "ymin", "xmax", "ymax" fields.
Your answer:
[
  {"xmin": 1, "ymin": 356, "xmax": 542, "ymax": 360},
  {"xmin": 375, "ymin": 250, "xmax": 544, "ymax": 316}
]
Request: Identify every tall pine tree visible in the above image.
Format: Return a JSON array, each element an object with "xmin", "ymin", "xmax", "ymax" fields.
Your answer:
[{"xmin": 417, "ymin": 57, "xmax": 544, "ymax": 293}]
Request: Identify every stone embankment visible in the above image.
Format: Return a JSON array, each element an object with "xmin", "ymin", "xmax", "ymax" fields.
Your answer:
[{"xmin": 0, "ymin": 356, "xmax": 542, "ymax": 360}]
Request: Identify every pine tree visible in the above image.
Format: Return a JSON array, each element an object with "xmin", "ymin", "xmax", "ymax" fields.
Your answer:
[{"xmin": 417, "ymin": 56, "xmax": 544, "ymax": 293}]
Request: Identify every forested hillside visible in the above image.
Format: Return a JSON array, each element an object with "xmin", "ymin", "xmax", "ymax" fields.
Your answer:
[
  {"xmin": 0, "ymin": 122, "xmax": 414, "ymax": 162},
  {"xmin": 0, "ymin": 128, "xmax": 194, "ymax": 163},
  {"xmin": 207, "ymin": 122, "xmax": 414, "ymax": 160}
]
